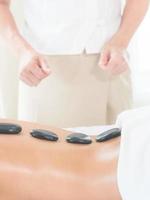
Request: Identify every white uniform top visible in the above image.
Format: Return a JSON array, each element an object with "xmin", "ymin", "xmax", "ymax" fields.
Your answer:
[{"xmin": 22, "ymin": 0, "xmax": 122, "ymax": 55}]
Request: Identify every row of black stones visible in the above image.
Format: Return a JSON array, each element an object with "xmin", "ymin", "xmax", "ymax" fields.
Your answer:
[{"xmin": 0, "ymin": 123, "xmax": 121, "ymax": 145}]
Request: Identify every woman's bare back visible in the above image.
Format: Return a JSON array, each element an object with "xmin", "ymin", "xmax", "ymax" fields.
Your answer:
[{"xmin": 0, "ymin": 119, "xmax": 121, "ymax": 200}]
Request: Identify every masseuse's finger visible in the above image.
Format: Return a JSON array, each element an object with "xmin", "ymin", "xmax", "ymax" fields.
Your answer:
[
  {"xmin": 30, "ymin": 64, "xmax": 48, "ymax": 80},
  {"xmin": 109, "ymin": 53, "xmax": 129, "ymax": 75},
  {"xmin": 28, "ymin": 70, "xmax": 41, "ymax": 86},
  {"xmin": 107, "ymin": 55, "xmax": 121, "ymax": 70},
  {"xmin": 20, "ymin": 66, "xmax": 41, "ymax": 86},
  {"xmin": 99, "ymin": 50, "xmax": 110, "ymax": 69},
  {"xmin": 39, "ymin": 57, "xmax": 51, "ymax": 75},
  {"xmin": 111, "ymin": 62, "xmax": 128, "ymax": 75},
  {"xmin": 20, "ymin": 71, "xmax": 35, "ymax": 87},
  {"xmin": 20, "ymin": 76, "xmax": 34, "ymax": 87}
]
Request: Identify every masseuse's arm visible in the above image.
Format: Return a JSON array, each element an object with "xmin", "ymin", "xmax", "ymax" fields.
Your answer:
[
  {"xmin": 0, "ymin": 0, "xmax": 51, "ymax": 86},
  {"xmin": 99, "ymin": 0, "xmax": 149, "ymax": 75}
]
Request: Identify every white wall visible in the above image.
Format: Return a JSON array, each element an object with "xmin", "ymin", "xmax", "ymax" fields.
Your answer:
[
  {"xmin": 0, "ymin": 0, "xmax": 23, "ymax": 118},
  {"xmin": 130, "ymin": 9, "xmax": 150, "ymax": 107}
]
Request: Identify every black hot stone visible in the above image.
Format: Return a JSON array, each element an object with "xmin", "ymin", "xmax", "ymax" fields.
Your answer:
[
  {"xmin": 96, "ymin": 128, "xmax": 121, "ymax": 142},
  {"xmin": 0, "ymin": 123, "xmax": 22, "ymax": 134},
  {"xmin": 30, "ymin": 129, "xmax": 59, "ymax": 142},
  {"xmin": 66, "ymin": 133, "xmax": 92, "ymax": 144}
]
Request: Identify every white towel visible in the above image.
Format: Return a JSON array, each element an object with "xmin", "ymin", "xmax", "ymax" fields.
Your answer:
[
  {"xmin": 116, "ymin": 106, "xmax": 150, "ymax": 200},
  {"xmin": 64, "ymin": 125, "xmax": 115, "ymax": 136}
]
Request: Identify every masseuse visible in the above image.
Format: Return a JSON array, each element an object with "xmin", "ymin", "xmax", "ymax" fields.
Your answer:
[{"xmin": 0, "ymin": 0, "xmax": 149, "ymax": 127}]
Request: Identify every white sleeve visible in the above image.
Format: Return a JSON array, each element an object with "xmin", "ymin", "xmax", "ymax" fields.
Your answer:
[{"xmin": 116, "ymin": 106, "xmax": 150, "ymax": 200}]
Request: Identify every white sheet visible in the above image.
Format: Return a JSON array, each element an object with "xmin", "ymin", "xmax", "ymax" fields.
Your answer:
[
  {"xmin": 65, "ymin": 125, "xmax": 115, "ymax": 136},
  {"xmin": 116, "ymin": 106, "xmax": 150, "ymax": 200}
]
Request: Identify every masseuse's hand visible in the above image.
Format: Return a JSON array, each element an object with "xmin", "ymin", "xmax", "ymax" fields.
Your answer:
[
  {"xmin": 99, "ymin": 39, "xmax": 129, "ymax": 75},
  {"xmin": 19, "ymin": 49, "xmax": 51, "ymax": 87}
]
